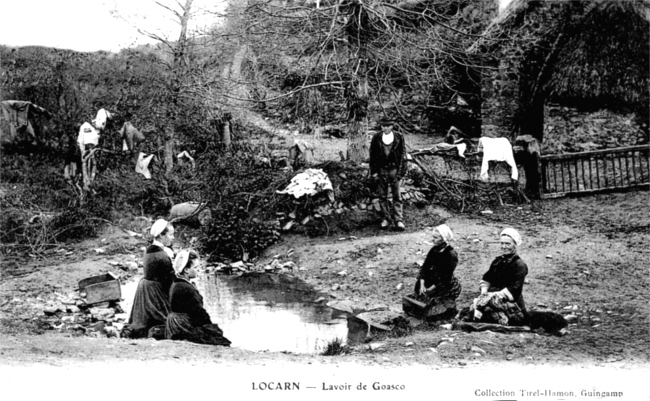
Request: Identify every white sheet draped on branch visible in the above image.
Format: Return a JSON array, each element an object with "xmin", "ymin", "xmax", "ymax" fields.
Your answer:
[{"xmin": 277, "ymin": 168, "xmax": 334, "ymax": 199}]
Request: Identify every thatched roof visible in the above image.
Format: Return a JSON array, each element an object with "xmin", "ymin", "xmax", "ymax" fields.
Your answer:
[
  {"xmin": 545, "ymin": 1, "xmax": 649, "ymax": 107},
  {"xmin": 475, "ymin": 0, "xmax": 650, "ymax": 109}
]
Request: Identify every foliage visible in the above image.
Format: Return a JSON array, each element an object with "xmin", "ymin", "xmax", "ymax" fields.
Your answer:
[
  {"xmin": 200, "ymin": 204, "xmax": 281, "ymax": 261},
  {"xmin": 236, "ymin": 0, "xmax": 497, "ymax": 132},
  {"xmin": 322, "ymin": 337, "xmax": 348, "ymax": 356}
]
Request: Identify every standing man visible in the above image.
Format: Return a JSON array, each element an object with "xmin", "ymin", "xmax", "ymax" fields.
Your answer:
[{"xmin": 369, "ymin": 117, "xmax": 408, "ymax": 231}]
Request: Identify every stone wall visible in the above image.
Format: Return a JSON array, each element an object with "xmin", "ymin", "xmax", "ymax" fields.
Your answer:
[
  {"xmin": 542, "ymin": 105, "xmax": 648, "ymax": 154},
  {"xmin": 480, "ymin": 59, "xmax": 521, "ymax": 139}
]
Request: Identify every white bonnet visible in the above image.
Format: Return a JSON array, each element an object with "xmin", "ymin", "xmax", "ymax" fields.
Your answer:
[
  {"xmin": 173, "ymin": 250, "xmax": 190, "ymax": 275},
  {"xmin": 435, "ymin": 224, "xmax": 454, "ymax": 243},
  {"xmin": 500, "ymin": 228, "xmax": 522, "ymax": 246},
  {"xmin": 150, "ymin": 219, "xmax": 169, "ymax": 238}
]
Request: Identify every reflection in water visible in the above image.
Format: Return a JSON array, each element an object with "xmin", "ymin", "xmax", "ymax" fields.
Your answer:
[
  {"xmin": 197, "ymin": 274, "xmax": 349, "ymax": 354},
  {"xmin": 122, "ymin": 272, "xmax": 350, "ymax": 354}
]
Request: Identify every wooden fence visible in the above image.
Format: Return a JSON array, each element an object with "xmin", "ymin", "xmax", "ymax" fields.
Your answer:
[{"xmin": 540, "ymin": 145, "xmax": 649, "ymax": 198}]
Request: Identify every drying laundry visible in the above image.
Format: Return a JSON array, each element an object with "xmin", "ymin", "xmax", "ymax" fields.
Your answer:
[
  {"xmin": 92, "ymin": 109, "xmax": 113, "ymax": 130},
  {"xmin": 177, "ymin": 150, "xmax": 195, "ymax": 168},
  {"xmin": 277, "ymin": 168, "xmax": 333, "ymax": 199},
  {"xmin": 120, "ymin": 122, "xmax": 145, "ymax": 151},
  {"xmin": 478, "ymin": 137, "xmax": 518, "ymax": 180},
  {"xmin": 77, "ymin": 122, "xmax": 100, "ymax": 153},
  {"xmin": 135, "ymin": 152, "xmax": 156, "ymax": 179}
]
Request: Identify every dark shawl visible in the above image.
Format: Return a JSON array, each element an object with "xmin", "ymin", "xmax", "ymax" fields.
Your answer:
[
  {"xmin": 482, "ymin": 253, "xmax": 528, "ymax": 311},
  {"xmin": 143, "ymin": 244, "xmax": 175, "ymax": 294},
  {"xmin": 415, "ymin": 244, "xmax": 459, "ymax": 294}
]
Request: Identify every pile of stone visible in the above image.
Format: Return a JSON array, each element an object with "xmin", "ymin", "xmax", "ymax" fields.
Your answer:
[
  {"xmin": 42, "ymin": 261, "xmax": 140, "ymax": 338},
  {"xmin": 543, "ymin": 105, "xmax": 647, "ymax": 154},
  {"xmin": 43, "ymin": 291, "xmax": 127, "ymax": 338},
  {"xmin": 211, "ymin": 252, "xmax": 301, "ymax": 275}
]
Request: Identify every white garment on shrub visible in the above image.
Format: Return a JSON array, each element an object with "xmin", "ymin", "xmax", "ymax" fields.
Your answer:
[
  {"xmin": 277, "ymin": 168, "xmax": 333, "ymax": 198},
  {"xmin": 92, "ymin": 108, "xmax": 112, "ymax": 130},
  {"xmin": 478, "ymin": 137, "xmax": 518, "ymax": 180},
  {"xmin": 135, "ymin": 152, "xmax": 155, "ymax": 179},
  {"xmin": 77, "ymin": 122, "xmax": 100, "ymax": 153}
]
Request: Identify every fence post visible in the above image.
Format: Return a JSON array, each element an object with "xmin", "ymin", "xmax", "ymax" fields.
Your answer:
[{"xmin": 516, "ymin": 135, "xmax": 542, "ymax": 199}]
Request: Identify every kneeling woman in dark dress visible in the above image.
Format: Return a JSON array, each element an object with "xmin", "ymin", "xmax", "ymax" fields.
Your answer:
[
  {"xmin": 165, "ymin": 250, "xmax": 231, "ymax": 346},
  {"xmin": 404, "ymin": 224, "xmax": 461, "ymax": 319},
  {"xmin": 460, "ymin": 228, "xmax": 529, "ymax": 326},
  {"xmin": 124, "ymin": 219, "xmax": 175, "ymax": 338}
]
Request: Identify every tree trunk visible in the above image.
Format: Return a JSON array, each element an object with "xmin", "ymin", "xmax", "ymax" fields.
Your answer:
[
  {"xmin": 221, "ymin": 120, "xmax": 232, "ymax": 149},
  {"xmin": 347, "ymin": 121, "xmax": 368, "ymax": 162}
]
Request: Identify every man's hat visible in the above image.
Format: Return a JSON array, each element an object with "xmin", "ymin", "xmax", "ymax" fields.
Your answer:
[{"xmin": 377, "ymin": 117, "xmax": 395, "ymax": 126}]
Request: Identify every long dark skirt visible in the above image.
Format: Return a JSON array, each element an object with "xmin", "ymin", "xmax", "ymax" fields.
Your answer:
[
  {"xmin": 413, "ymin": 276, "xmax": 462, "ymax": 305},
  {"xmin": 165, "ymin": 312, "xmax": 231, "ymax": 346},
  {"xmin": 124, "ymin": 279, "xmax": 170, "ymax": 339},
  {"xmin": 404, "ymin": 276, "xmax": 462, "ymax": 319}
]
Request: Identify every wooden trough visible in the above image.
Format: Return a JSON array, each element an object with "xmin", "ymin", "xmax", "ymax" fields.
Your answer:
[{"xmin": 78, "ymin": 272, "xmax": 121, "ymax": 305}]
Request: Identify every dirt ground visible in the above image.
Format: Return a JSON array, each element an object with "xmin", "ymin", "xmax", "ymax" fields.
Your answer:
[
  {"xmin": 1, "ymin": 188, "xmax": 648, "ymax": 367},
  {"xmin": 0, "ymin": 129, "xmax": 648, "ymax": 399}
]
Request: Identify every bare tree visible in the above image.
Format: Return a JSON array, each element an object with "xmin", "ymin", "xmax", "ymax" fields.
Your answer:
[{"xmin": 236, "ymin": 0, "xmax": 495, "ymax": 161}]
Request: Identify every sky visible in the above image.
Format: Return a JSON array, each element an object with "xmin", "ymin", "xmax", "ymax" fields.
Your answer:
[
  {"xmin": 0, "ymin": 0, "xmax": 227, "ymax": 53},
  {"xmin": 0, "ymin": 0, "xmax": 513, "ymax": 53}
]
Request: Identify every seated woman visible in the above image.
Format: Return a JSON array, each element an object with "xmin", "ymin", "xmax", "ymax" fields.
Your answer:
[
  {"xmin": 165, "ymin": 250, "xmax": 231, "ymax": 346},
  {"xmin": 460, "ymin": 228, "xmax": 529, "ymax": 326},
  {"xmin": 123, "ymin": 219, "xmax": 175, "ymax": 338},
  {"xmin": 404, "ymin": 224, "xmax": 461, "ymax": 319}
]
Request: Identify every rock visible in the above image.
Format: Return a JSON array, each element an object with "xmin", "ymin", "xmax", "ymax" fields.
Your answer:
[
  {"xmin": 473, "ymin": 239, "xmax": 480, "ymax": 243},
  {"xmin": 94, "ymin": 248, "xmax": 105, "ymax": 254},
  {"xmin": 404, "ymin": 342, "xmax": 414, "ymax": 347},
  {"xmin": 368, "ymin": 342, "xmax": 385, "ymax": 351},
  {"xmin": 564, "ymin": 314, "xmax": 578, "ymax": 322},
  {"xmin": 90, "ymin": 307, "xmax": 115, "ymax": 321},
  {"xmin": 61, "ymin": 316, "xmax": 76, "ymax": 323},
  {"xmin": 545, "ymin": 255, "xmax": 553, "ymax": 259},
  {"xmin": 481, "ymin": 210, "xmax": 493, "ymax": 215},
  {"xmin": 406, "ymin": 316, "xmax": 423, "ymax": 328},
  {"xmin": 470, "ymin": 346, "xmax": 486, "ymax": 355},
  {"xmin": 230, "ymin": 261, "xmax": 245, "ymax": 269},
  {"xmin": 104, "ymin": 326, "xmax": 119, "ymax": 338},
  {"xmin": 124, "ymin": 261, "xmax": 138, "ymax": 271},
  {"xmin": 87, "ymin": 321, "xmax": 106, "ymax": 332},
  {"xmin": 314, "ymin": 297, "xmax": 325, "ymax": 303},
  {"xmin": 395, "ymin": 283, "xmax": 403, "ymax": 290},
  {"xmin": 169, "ymin": 202, "xmax": 212, "ymax": 226},
  {"xmin": 440, "ymin": 324, "xmax": 452, "ymax": 330},
  {"xmin": 66, "ymin": 305, "xmax": 80, "ymax": 314},
  {"xmin": 114, "ymin": 313, "xmax": 128, "ymax": 322},
  {"xmin": 331, "ymin": 284, "xmax": 340, "ymax": 291},
  {"xmin": 355, "ymin": 310, "xmax": 402, "ymax": 330},
  {"xmin": 377, "ymin": 248, "xmax": 383, "ymax": 254},
  {"xmin": 19, "ymin": 287, "xmax": 27, "ymax": 292},
  {"xmin": 327, "ymin": 300, "xmax": 353, "ymax": 314},
  {"xmin": 44, "ymin": 306, "xmax": 61, "ymax": 316},
  {"xmin": 337, "ymin": 270, "xmax": 347, "ymax": 276}
]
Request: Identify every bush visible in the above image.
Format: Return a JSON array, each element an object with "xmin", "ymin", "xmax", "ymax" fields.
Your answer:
[{"xmin": 199, "ymin": 204, "xmax": 281, "ymax": 261}]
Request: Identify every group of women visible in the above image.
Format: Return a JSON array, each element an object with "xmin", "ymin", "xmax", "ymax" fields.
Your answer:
[
  {"xmin": 122, "ymin": 219, "xmax": 231, "ymax": 345},
  {"xmin": 410, "ymin": 224, "xmax": 529, "ymax": 326},
  {"xmin": 123, "ymin": 219, "xmax": 528, "ymax": 345}
]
